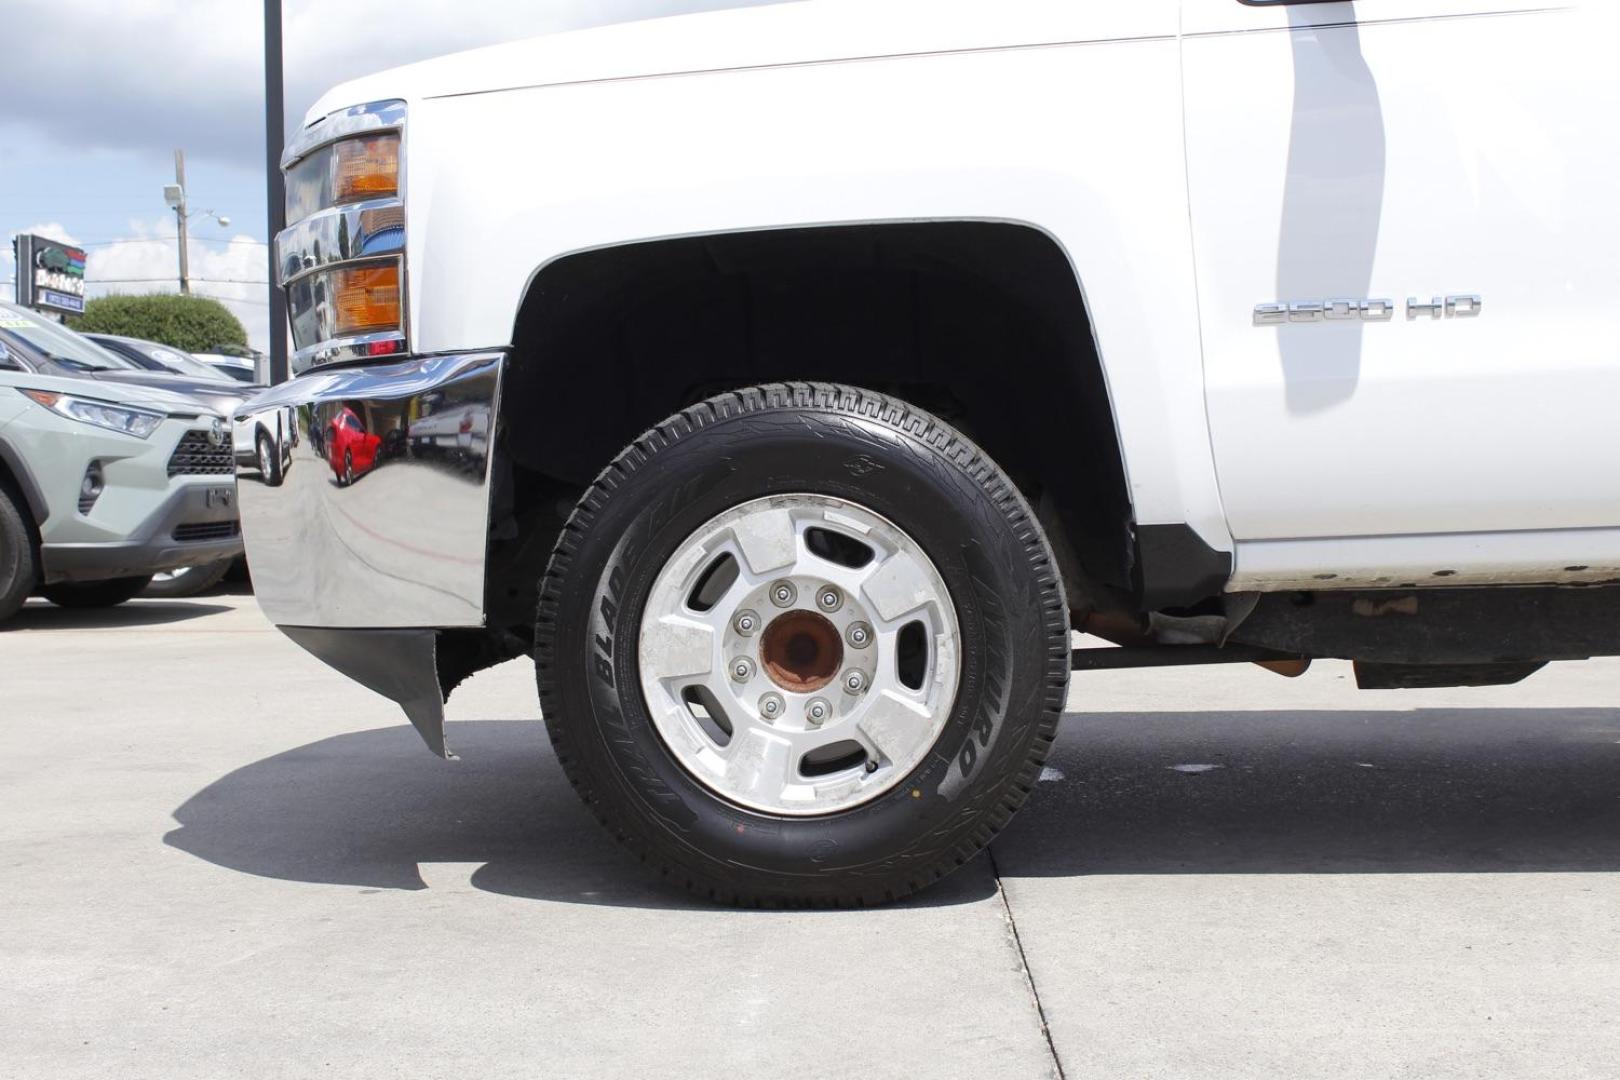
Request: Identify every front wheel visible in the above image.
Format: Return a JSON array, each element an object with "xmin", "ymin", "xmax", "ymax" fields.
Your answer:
[
  {"xmin": 40, "ymin": 575, "xmax": 153, "ymax": 609},
  {"xmin": 0, "ymin": 484, "xmax": 39, "ymax": 623},
  {"xmin": 535, "ymin": 384, "xmax": 1069, "ymax": 906}
]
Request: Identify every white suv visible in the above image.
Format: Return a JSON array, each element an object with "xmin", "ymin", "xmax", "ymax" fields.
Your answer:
[{"xmin": 0, "ymin": 334, "xmax": 243, "ymax": 621}]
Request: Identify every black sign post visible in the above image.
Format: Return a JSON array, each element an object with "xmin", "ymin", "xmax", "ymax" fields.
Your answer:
[
  {"xmin": 265, "ymin": 0, "xmax": 289, "ymax": 384},
  {"xmin": 12, "ymin": 234, "xmax": 88, "ymax": 316}
]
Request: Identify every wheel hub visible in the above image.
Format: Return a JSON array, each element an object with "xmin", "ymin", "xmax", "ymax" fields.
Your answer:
[{"xmin": 760, "ymin": 609, "xmax": 843, "ymax": 693}]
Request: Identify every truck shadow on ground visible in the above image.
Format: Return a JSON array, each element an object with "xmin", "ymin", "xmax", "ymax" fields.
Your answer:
[
  {"xmin": 163, "ymin": 708, "xmax": 1620, "ymax": 910},
  {"xmin": 1002, "ymin": 706, "xmax": 1620, "ymax": 878},
  {"xmin": 162, "ymin": 719, "xmax": 994, "ymax": 910}
]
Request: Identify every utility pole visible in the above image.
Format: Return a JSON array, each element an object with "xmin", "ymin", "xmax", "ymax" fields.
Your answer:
[
  {"xmin": 173, "ymin": 149, "xmax": 191, "ymax": 295},
  {"xmin": 264, "ymin": 0, "xmax": 288, "ymax": 384}
]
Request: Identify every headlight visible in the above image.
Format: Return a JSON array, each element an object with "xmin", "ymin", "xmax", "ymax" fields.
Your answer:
[
  {"xmin": 332, "ymin": 264, "xmax": 402, "ymax": 337},
  {"xmin": 21, "ymin": 389, "xmax": 165, "ymax": 439},
  {"xmin": 286, "ymin": 133, "xmax": 400, "ymax": 224},
  {"xmin": 279, "ymin": 100, "xmax": 407, "ymax": 369}
]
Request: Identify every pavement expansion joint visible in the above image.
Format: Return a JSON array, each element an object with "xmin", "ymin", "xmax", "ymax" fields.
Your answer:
[{"xmin": 989, "ymin": 845, "xmax": 1066, "ymax": 1080}]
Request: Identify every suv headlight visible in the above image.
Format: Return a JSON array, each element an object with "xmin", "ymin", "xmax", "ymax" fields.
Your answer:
[{"xmin": 21, "ymin": 389, "xmax": 164, "ymax": 439}]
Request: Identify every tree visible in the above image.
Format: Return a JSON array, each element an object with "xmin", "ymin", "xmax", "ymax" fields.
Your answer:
[{"xmin": 70, "ymin": 294, "xmax": 248, "ymax": 354}]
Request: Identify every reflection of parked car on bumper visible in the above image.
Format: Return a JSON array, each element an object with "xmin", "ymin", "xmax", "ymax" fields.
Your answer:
[
  {"xmin": 0, "ymin": 339, "xmax": 243, "ymax": 622},
  {"xmin": 325, "ymin": 405, "xmax": 382, "ymax": 486},
  {"xmin": 237, "ymin": 354, "xmax": 497, "ymax": 634},
  {"xmin": 406, "ymin": 401, "xmax": 489, "ymax": 464}
]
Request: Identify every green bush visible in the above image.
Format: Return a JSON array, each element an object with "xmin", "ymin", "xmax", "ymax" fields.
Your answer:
[{"xmin": 70, "ymin": 293, "xmax": 247, "ymax": 354}]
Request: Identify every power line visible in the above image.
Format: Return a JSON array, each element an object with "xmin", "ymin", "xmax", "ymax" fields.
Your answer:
[
  {"xmin": 78, "ymin": 236, "xmax": 270, "ymax": 249},
  {"xmin": 89, "ymin": 276, "xmax": 269, "ymax": 285},
  {"xmin": 3, "ymin": 280, "xmax": 269, "ymax": 308}
]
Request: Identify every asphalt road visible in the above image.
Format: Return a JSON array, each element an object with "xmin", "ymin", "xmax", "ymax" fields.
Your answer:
[{"xmin": 4, "ymin": 593, "xmax": 1618, "ymax": 1079}]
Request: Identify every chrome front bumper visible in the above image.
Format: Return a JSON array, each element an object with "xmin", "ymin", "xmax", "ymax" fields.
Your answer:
[{"xmin": 236, "ymin": 350, "xmax": 503, "ymax": 630}]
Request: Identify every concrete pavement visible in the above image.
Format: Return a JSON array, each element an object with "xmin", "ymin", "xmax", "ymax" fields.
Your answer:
[{"xmin": 3, "ymin": 593, "xmax": 1618, "ymax": 1078}]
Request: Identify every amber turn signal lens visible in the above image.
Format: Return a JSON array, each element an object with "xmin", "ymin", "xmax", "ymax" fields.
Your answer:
[
  {"xmin": 333, "ymin": 134, "xmax": 400, "ymax": 203},
  {"xmin": 332, "ymin": 265, "xmax": 401, "ymax": 337}
]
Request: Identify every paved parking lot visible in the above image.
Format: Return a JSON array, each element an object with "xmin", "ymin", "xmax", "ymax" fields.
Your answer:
[{"xmin": 5, "ymin": 593, "xmax": 1619, "ymax": 1079}]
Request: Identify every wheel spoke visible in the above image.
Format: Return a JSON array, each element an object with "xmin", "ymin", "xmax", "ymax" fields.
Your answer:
[
  {"xmin": 730, "ymin": 506, "xmax": 799, "ymax": 577},
  {"xmin": 855, "ymin": 689, "xmax": 934, "ymax": 765},
  {"xmin": 639, "ymin": 615, "xmax": 716, "ymax": 682},
  {"xmin": 859, "ymin": 550, "xmax": 937, "ymax": 624},
  {"xmin": 723, "ymin": 727, "xmax": 796, "ymax": 805}
]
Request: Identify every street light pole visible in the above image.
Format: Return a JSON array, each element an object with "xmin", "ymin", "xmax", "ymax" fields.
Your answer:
[
  {"xmin": 264, "ymin": 0, "xmax": 288, "ymax": 384},
  {"xmin": 174, "ymin": 149, "xmax": 191, "ymax": 295}
]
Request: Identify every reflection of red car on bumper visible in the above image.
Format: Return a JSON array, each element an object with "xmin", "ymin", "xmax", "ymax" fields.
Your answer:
[{"xmin": 328, "ymin": 406, "xmax": 382, "ymax": 486}]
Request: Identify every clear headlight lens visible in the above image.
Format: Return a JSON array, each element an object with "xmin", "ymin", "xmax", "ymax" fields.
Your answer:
[
  {"xmin": 21, "ymin": 389, "xmax": 165, "ymax": 439},
  {"xmin": 286, "ymin": 133, "xmax": 401, "ymax": 224}
]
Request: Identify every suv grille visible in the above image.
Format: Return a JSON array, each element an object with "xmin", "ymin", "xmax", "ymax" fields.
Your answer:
[
  {"xmin": 167, "ymin": 430, "xmax": 233, "ymax": 477},
  {"xmin": 172, "ymin": 521, "xmax": 241, "ymax": 543}
]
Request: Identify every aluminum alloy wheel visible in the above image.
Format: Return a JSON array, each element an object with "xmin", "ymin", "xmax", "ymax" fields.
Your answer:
[
  {"xmin": 258, "ymin": 437, "xmax": 274, "ymax": 477},
  {"xmin": 637, "ymin": 494, "xmax": 961, "ymax": 816}
]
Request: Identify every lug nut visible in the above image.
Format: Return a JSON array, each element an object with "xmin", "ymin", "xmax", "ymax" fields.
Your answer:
[
  {"xmin": 769, "ymin": 581, "xmax": 797, "ymax": 608},
  {"xmin": 730, "ymin": 657, "xmax": 755, "ymax": 683},
  {"xmin": 816, "ymin": 586, "xmax": 842, "ymax": 612},
  {"xmin": 846, "ymin": 622, "xmax": 872, "ymax": 649},
  {"xmin": 843, "ymin": 670, "xmax": 868, "ymax": 694},
  {"xmin": 865, "ymin": 760, "xmax": 880, "ymax": 773},
  {"xmin": 734, "ymin": 609, "xmax": 760, "ymax": 636},
  {"xmin": 759, "ymin": 693, "xmax": 785, "ymax": 719},
  {"xmin": 806, "ymin": 698, "xmax": 831, "ymax": 726}
]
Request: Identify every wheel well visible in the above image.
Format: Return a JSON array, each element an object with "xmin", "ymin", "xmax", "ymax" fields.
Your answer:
[
  {"xmin": 0, "ymin": 439, "xmax": 47, "ymax": 532},
  {"xmin": 485, "ymin": 221, "xmax": 1136, "ymax": 648}
]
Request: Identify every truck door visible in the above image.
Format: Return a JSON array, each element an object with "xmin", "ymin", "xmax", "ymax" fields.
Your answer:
[{"xmin": 1181, "ymin": 0, "xmax": 1620, "ymax": 584}]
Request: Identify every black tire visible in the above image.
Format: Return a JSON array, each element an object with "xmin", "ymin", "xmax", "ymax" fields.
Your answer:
[
  {"xmin": 40, "ymin": 575, "xmax": 153, "ymax": 609},
  {"xmin": 0, "ymin": 483, "xmax": 39, "ymax": 624},
  {"xmin": 257, "ymin": 429, "xmax": 283, "ymax": 487},
  {"xmin": 535, "ymin": 383, "xmax": 1069, "ymax": 907},
  {"xmin": 343, "ymin": 449, "xmax": 354, "ymax": 487},
  {"xmin": 143, "ymin": 557, "xmax": 234, "ymax": 599}
]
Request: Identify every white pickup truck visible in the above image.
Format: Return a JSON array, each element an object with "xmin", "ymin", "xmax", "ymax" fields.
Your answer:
[{"xmin": 239, "ymin": 0, "xmax": 1620, "ymax": 905}]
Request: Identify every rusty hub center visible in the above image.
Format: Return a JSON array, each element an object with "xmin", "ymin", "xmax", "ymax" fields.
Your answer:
[{"xmin": 760, "ymin": 609, "xmax": 844, "ymax": 693}]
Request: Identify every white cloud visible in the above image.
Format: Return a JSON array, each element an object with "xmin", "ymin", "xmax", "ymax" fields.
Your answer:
[
  {"xmin": 6, "ymin": 219, "xmax": 269, "ymax": 350},
  {"xmin": 6, "ymin": 0, "xmax": 792, "ymax": 351},
  {"xmin": 83, "ymin": 220, "xmax": 271, "ymax": 352},
  {"xmin": 8, "ymin": 0, "xmax": 794, "ymax": 170}
]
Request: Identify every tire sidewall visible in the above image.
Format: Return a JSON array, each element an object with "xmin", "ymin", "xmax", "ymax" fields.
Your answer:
[
  {"xmin": 0, "ymin": 485, "xmax": 38, "ymax": 622},
  {"xmin": 547, "ymin": 400, "xmax": 1060, "ymax": 891}
]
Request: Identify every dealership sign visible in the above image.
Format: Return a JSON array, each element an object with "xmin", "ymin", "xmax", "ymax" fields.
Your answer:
[{"xmin": 12, "ymin": 234, "xmax": 87, "ymax": 316}]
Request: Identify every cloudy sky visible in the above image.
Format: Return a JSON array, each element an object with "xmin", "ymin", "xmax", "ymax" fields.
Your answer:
[{"xmin": 2, "ymin": 0, "xmax": 789, "ymax": 351}]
